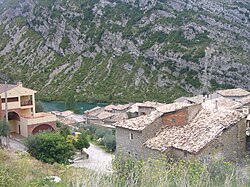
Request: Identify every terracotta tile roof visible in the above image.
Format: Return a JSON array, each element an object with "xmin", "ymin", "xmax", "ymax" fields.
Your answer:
[
  {"xmin": 85, "ymin": 106, "xmax": 101, "ymax": 113},
  {"xmin": 138, "ymin": 101, "xmax": 165, "ymax": 108},
  {"xmin": 107, "ymin": 112, "xmax": 128, "ymax": 123},
  {"xmin": 84, "ymin": 106, "xmax": 104, "ymax": 117},
  {"xmin": 156, "ymin": 102, "xmax": 192, "ymax": 113},
  {"xmin": 60, "ymin": 110, "xmax": 74, "ymax": 117},
  {"xmin": 238, "ymin": 95, "xmax": 250, "ymax": 105},
  {"xmin": 104, "ymin": 104, "xmax": 131, "ymax": 112},
  {"xmin": 112, "ymin": 104, "xmax": 131, "ymax": 111},
  {"xmin": 114, "ymin": 111, "xmax": 162, "ymax": 131},
  {"xmin": 145, "ymin": 106, "xmax": 245, "ymax": 153},
  {"xmin": 0, "ymin": 84, "xmax": 18, "ymax": 94},
  {"xmin": 128, "ymin": 103, "xmax": 141, "ymax": 113},
  {"xmin": 97, "ymin": 111, "xmax": 114, "ymax": 120},
  {"xmin": 217, "ymin": 88, "xmax": 250, "ymax": 97},
  {"xmin": 202, "ymin": 97, "xmax": 242, "ymax": 110},
  {"xmin": 104, "ymin": 104, "xmax": 116, "ymax": 111}
]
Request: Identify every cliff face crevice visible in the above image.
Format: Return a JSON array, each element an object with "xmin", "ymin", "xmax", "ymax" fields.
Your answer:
[{"xmin": 0, "ymin": 0, "xmax": 249, "ymax": 102}]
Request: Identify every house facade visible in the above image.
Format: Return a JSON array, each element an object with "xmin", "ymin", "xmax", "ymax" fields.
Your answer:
[{"xmin": 0, "ymin": 83, "xmax": 57, "ymax": 137}]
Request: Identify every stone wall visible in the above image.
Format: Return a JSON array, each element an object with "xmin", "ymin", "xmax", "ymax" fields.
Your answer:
[
  {"xmin": 116, "ymin": 117, "xmax": 164, "ymax": 159},
  {"xmin": 116, "ymin": 127, "xmax": 144, "ymax": 159},
  {"xmin": 187, "ymin": 104, "xmax": 202, "ymax": 123}
]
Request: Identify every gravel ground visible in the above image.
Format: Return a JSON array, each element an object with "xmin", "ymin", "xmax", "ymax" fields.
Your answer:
[{"xmin": 71, "ymin": 143, "xmax": 113, "ymax": 173}]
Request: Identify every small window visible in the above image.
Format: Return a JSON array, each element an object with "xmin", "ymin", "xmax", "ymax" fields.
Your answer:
[
  {"xmin": 172, "ymin": 118, "xmax": 176, "ymax": 123},
  {"xmin": 130, "ymin": 133, "xmax": 134, "ymax": 140},
  {"xmin": 134, "ymin": 153, "xmax": 138, "ymax": 159},
  {"xmin": 184, "ymin": 151, "xmax": 188, "ymax": 157}
]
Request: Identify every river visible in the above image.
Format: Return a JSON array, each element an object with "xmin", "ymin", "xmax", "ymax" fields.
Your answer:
[{"xmin": 41, "ymin": 101, "xmax": 106, "ymax": 112}]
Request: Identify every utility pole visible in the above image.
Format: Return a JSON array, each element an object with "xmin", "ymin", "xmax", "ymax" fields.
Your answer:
[
  {"xmin": 4, "ymin": 81, "xmax": 8, "ymax": 122},
  {"xmin": 4, "ymin": 81, "xmax": 9, "ymax": 148}
]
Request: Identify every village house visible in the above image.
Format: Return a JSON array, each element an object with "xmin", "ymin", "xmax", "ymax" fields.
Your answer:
[
  {"xmin": 84, "ymin": 105, "xmax": 129, "ymax": 128},
  {"xmin": 115, "ymin": 99, "xmax": 246, "ymax": 161},
  {"xmin": 175, "ymin": 88, "xmax": 250, "ymax": 104},
  {"xmin": 137, "ymin": 101, "xmax": 165, "ymax": 116},
  {"xmin": 0, "ymin": 82, "xmax": 57, "ymax": 137},
  {"xmin": 104, "ymin": 104, "xmax": 131, "ymax": 113},
  {"xmin": 216, "ymin": 88, "xmax": 250, "ymax": 101},
  {"xmin": 114, "ymin": 102, "xmax": 198, "ymax": 159}
]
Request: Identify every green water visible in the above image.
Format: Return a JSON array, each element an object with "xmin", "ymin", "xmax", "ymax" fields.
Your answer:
[{"xmin": 41, "ymin": 101, "xmax": 106, "ymax": 112}]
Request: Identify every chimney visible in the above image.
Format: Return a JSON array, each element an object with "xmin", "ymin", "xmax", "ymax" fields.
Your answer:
[
  {"xmin": 17, "ymin": 81, "xmax": 22, "ymax": 87},
  {"xmin": 215, "ymin": 100, "xmax": 218, "ymax": 109}
]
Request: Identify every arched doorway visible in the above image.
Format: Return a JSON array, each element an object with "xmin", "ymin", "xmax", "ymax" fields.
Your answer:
[
  {"xmin": 5, "ymin": 112, "xmax": 20, "ymax": 134},
  {"xmin": 32, "ymin": 124, "xmax": 54, "ymax": 134}
]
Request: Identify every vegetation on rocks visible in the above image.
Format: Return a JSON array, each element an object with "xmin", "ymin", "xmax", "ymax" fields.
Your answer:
[{"xmin": 0, "ymin": 0, "xmax": 249, "ymax": 103}]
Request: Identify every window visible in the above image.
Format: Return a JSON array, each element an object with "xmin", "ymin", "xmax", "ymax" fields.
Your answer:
[
  {"xmin": 130, "ymin": 133, "xmax": 134, "ymax": 140},
  {"xmin": 184, "ymin": 151, "xmax": 188, "ymax": 157},
  {"xmin": 172, "ymin": 118, "xmax": 176, "ymax": 123},
  {"xmin": 134, "ymin": 153, "xmax": 138, "ymax": 159}
]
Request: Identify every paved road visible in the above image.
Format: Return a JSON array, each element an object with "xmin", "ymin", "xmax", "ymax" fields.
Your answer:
[
  {"xmin": 71, "ymin": 143, "xmax": 113, "ymax": 173},
  {"xmin": 10, "ymin": 138, "xmax": 27, "ymax": 151},
  {"xmin": 0, "ymin": 137, "xmax": 27, "ymax": 152}
]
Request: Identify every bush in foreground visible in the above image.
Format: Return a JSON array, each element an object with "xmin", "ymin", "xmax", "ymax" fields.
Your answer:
[
  {"xmin": 24, "ymin": 132, "xmax": 74, "ymax": 164},
  {"xmin": 0, "ymin": 149, "xmax": 250, "ymax": 187}
]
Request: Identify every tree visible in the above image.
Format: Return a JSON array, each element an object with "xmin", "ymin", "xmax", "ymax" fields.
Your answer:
[
  {"xmin": 73, "ymin": 132, "xmax": 90, "ymax": 154},
  {"xmin": 24, "ymin": 132, "xmax": 74, "ymax": 164},
  {"xmin": 0, "ymin": 120, "xmax": 10, "ymax": 148},
  {"xmin": 103, "ymin": 132, "xmax": 116, "ymax": 151}
]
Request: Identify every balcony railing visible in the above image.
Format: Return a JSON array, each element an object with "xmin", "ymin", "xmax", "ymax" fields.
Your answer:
[{"xmin": 21, "ymin": 100, "xmax": 33, "ymax": 106}]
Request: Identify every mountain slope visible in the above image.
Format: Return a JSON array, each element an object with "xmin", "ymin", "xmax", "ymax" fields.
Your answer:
[{"xmin": 0, "ymin": 0, "xmax": 249, "ymax": 103}]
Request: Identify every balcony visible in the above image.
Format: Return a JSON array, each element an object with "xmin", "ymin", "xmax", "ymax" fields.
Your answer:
[
  {"xmin": 21, "ymin": 100, "xmax": 33, "ymax": 106},
  {"xmin": 21, "ymin": 112, "xmax": 57, "ymax": 125}
]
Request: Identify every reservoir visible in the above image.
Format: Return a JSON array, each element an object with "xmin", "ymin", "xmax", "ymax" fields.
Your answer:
[{"xmin": 41, "ymin": 101, "xmax": 106, "ymax": 113}]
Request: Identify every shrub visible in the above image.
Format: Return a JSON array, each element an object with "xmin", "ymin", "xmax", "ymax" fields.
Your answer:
[
  {"xmin": 73, "ymin": 132, "xmax": 90, "ymax": 154},
  {"xmin": 103, "ymin": 132, "xmax": 116, "ymax": 151},
  {"xmin": 24, "ymin": 132, "xmax": 74, "ymax": 164},
  {"xmin": 60, "ymin": 126, "xmax": 71, "ymax": 138},
  {"xmin": 95, "ymin": 128, "xmax": 108, "ymax": 139}
]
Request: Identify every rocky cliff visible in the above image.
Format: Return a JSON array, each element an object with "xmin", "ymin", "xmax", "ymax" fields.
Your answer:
[{"xmin": 0, "ymin": 0, "xmax": 249, "ymax": 103}]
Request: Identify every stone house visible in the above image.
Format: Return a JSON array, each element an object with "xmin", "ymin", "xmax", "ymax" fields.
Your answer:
[
  {"xmin": 115, "ymin": 102, "xmax": 197, "ymax": 159},
  {"xmin": 0, "ymin": 83, "xmax": 57, "ymax": 137},
  {"xmin": 115, "ymin": 100, "xmax": 246, "ymax": 161},
  {"xmin": 104, "ymin": 104, "xmax": 131, "ymax": 113},
  {"xmin": 137, "ymin": 101, "xmax": 165, "ymax": 116},
  {"xmin": 216, "ymin": 88, "xmax": 250, "ymax": 101}
]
